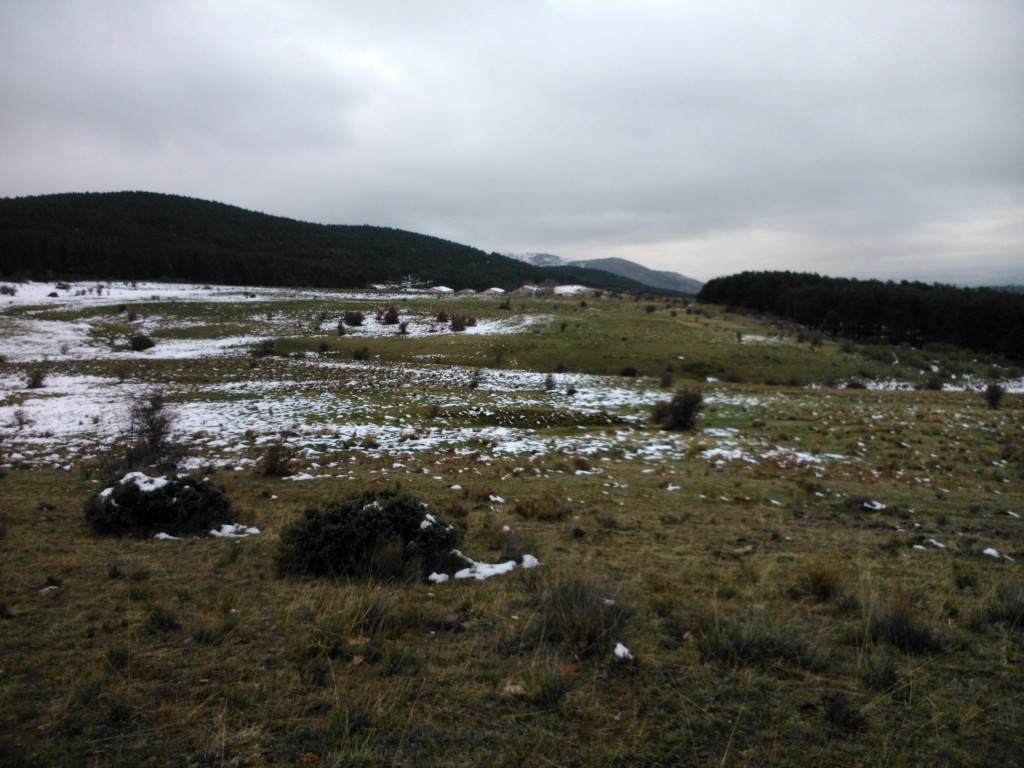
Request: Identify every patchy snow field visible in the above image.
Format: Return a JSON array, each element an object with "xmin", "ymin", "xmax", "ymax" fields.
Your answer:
[{"xmin": 2, "ymin": 280, "xmax": 1020, "ymax": 496}]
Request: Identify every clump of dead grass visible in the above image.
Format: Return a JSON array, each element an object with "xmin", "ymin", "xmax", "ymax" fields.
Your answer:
[
  {"xmin": 982, "ymin": 576, "xmax": 1024, "ymax": 630},
  {"xmin": 866, "ymin": 587, "xmax": 945, "ymax": 653},
  {"xmin": 696, "ymin": 606, "xmax": 830, "ymax": 671},
  {"xmin": 513, "ymin": 570, "xmax": 630, "ymax": 659}
]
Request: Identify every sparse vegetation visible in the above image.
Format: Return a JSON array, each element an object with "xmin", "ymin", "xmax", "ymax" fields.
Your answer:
[{"xmin": 1, "ymin": 284, "xmax": 1022, "ymax": 766}]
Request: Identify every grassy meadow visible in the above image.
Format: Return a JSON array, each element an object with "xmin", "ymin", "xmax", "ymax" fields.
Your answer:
[{"xmin": 1, "ymin": 284, "xmax": 1022, "ymax": 767}]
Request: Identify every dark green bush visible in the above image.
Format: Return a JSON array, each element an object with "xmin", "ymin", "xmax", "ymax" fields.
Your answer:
[
  {"xmin": 85, "ymin": 473, "xmax": 234, "ymax": 537},
  {"xmin": 276, "ymin": 488, "xmax": 464, "ymax": 581},
  {"xmin": 129, "ymin": 333, "xmax": 155, "ymax": 352},
  {"xmin": 985, "ymin": 383, "xmax": 1005, "ymax": 410}
]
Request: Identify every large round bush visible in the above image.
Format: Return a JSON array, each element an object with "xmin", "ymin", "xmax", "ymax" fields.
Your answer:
[
  {"xmin": 277, "ymin": 488, "xmax": 464, "ymax": 580},
  {"xmin": 85, "ymin": 472, "xmax": 234, "ymax": 537}
]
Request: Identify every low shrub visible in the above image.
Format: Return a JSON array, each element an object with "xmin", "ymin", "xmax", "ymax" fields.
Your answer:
[
  {"xmin": 918, "ymin": 374, "xmax": 944, "ymax": 391},
  {"xmin": 25, "ymin": 367, "xmax": 47, "ymax": 389},
  {"xmin": 129, "ymin": 334, "xmax": 155, "ymax": 352},
  {"xmin": 253, "ymin": 339, "xmax": 277, "ymax": 357},
  {"xmin": 652, "ymin": 388, "xmax": 704, "ymax": 431},
  {"xmin": 343, "ymin": 310, "xmax": 365, "ymax": 327},
  {"xmin": 84, "ymin": 472, "xmax": 235, "ymax": 537},
  {"xmin": 276, "ymin": 488, "xmax": 464, "ymax": 581},
  {"xmin": 985, "ymin": 383, "xmax": 1005, "ymax": 410},
  {"xmin": 257, "ymin": 440, "xmax": 295, "ymax": 477}
]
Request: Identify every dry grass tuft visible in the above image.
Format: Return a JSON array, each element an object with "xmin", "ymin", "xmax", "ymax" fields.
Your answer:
[
  {"xmin": 983, "ymin": 577, "xmax": 1024, "ymax": 630},
  {"xmin": 696, "ymin": 607, "xmax": 830, "ymax": 671},
  {"xmin": 515, "ymin": 570, "xmax": 630, "ymax": 659},
  {"xmin": 866, "ymin": 588, "xmax": 945, "ymax": 653}
]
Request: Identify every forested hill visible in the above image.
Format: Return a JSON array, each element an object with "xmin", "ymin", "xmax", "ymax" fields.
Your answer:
[
  {"xmin": 0, "ymin": 192, "xmax": 671, "ymax": 294},
  {"xmin": 698, "ymin": 271, "xmax": 1024, "ymax": 361}
]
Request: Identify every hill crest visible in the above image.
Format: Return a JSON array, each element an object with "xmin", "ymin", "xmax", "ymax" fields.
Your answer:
[{"xmin": 0, "ymin": 192, "xmax": 680, "ymax": 296}]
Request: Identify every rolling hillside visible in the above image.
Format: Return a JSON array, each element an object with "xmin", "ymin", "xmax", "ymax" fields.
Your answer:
[{"xmin": 0, "ymin": 192, "xmax": 676, "ymax": 295}]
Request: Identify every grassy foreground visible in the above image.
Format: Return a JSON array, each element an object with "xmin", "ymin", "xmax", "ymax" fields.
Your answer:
[{"xmin": 1, "ymin": 288, "xmax": 1022, "ymax": 767}]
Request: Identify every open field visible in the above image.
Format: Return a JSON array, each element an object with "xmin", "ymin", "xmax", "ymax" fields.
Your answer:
[{"xmin": 1, "ymin": 281, "xmax": 1022, "ymax": 767}]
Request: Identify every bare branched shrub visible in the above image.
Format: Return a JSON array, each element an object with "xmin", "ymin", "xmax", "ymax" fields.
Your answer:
[
  {"xmin": 91, "ymin": 393, "xmax": 183, "ymax": 482},
  {"xmin": 25, "ymin": 367, "xmax": 47, "ymax": 389},
  {"xmin": 12, "ymin": 408, "xmax": 34, "ymax": 430},
  {"xmin": 257, "ymin": 440, "xmax": 295, "ymax": 477},
  {"xmin": 652, "ymin": 388, "xmax": 704, "ymax": 431}
]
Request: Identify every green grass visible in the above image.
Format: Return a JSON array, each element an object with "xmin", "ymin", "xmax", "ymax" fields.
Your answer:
[{"xmin": 1, "ymin": 289, "xmax": 1022, "ymax": 766}]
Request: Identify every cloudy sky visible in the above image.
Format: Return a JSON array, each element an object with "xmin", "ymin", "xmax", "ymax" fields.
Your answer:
[{"xmin": 1, "ymin": 1, "xmax": 1022, "ymax": 285}]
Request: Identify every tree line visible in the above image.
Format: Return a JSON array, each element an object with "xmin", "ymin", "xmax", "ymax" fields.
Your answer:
[
  {"xmin": 0, "ymin": 192, "xmax": 673, "ymax": 295},
  {"xmin": 698, "ymin": 271, "xmax": 1024, "ymax": 360}
]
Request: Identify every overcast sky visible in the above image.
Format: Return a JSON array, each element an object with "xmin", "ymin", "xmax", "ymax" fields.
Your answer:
[{"xmin": 2, "ymin": 1, "xmax": 1022, "ymax": 285}]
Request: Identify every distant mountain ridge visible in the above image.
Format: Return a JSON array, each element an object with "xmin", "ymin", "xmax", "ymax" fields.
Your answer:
[
  {"xmin": 0, "ymin": 192, "xmax": 682, "ymax": 295},
  {"xmin": 506, "ymin": 252, "xmax": 702, "ymax": 295}
]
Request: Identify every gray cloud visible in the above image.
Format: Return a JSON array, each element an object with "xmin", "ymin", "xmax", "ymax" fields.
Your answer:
[{"xmin": 2, "ymin": 0, "xmax": 1021, "ymax": 284}]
